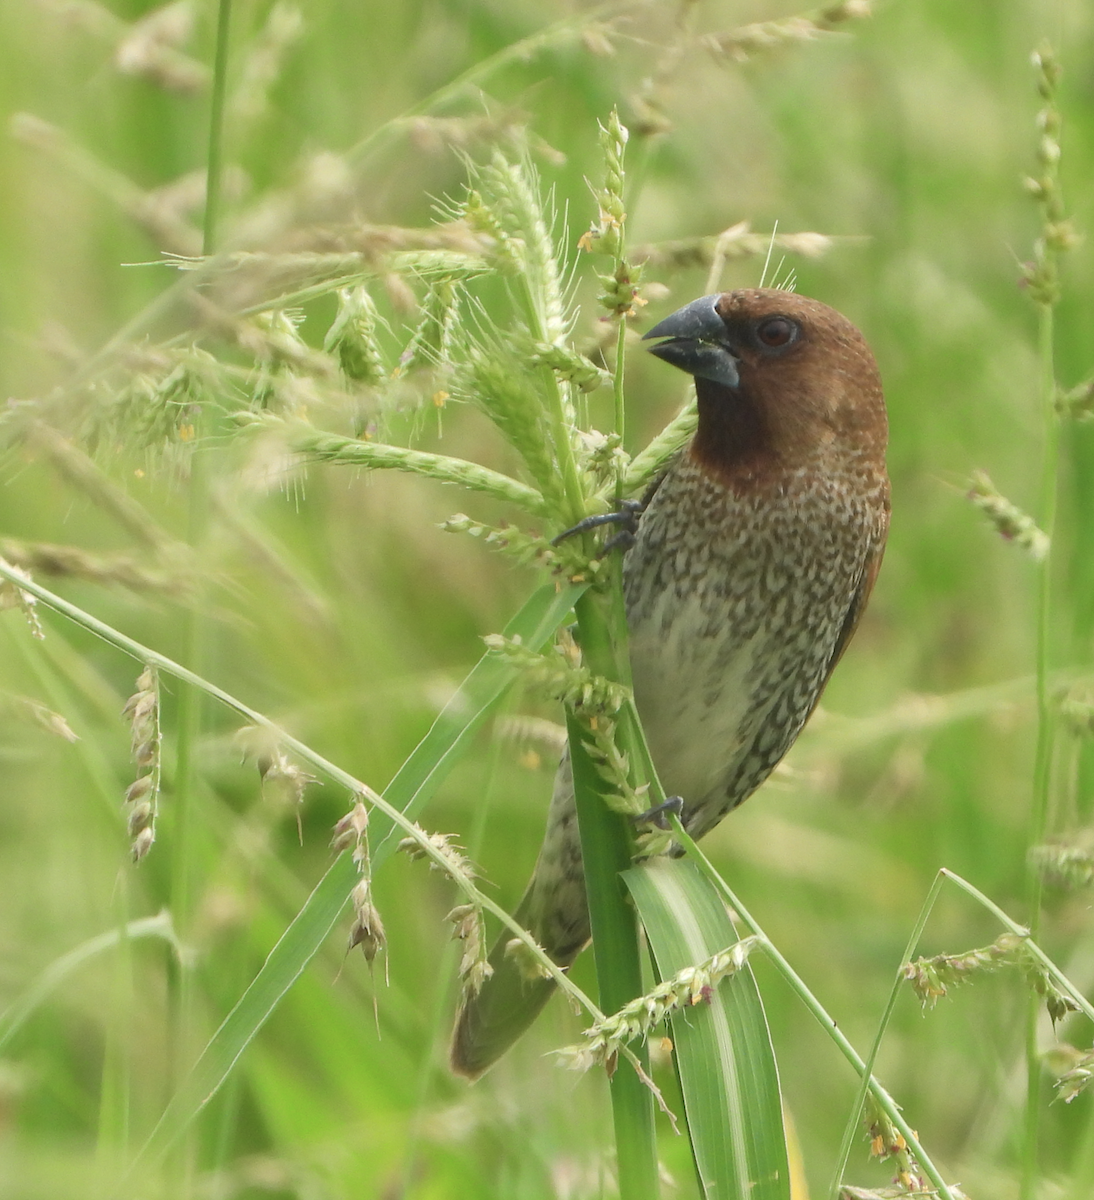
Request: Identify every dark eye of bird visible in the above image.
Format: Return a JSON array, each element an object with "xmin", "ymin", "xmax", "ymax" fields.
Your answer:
[{"xmin": 755, "ymin": 317, "xmax": 798, "ymax": 348}]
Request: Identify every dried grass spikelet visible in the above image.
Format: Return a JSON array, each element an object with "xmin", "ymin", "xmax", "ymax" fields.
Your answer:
[
  {"xmin": 556, "ymin": 938, "xmax": 760, "ymax": 1071},
  {"xmin": 447, "ymin": 903, "xmax": 493, "ymax": 996},
  {"xmin": 331, "ymin": 798, "xmax": 370, "ymax": 856},
  {"xmin": 114, "ymin": 1, "xmax": 208, "ymax": 94},
  {"xmin": 493, "ymin": 714, "xmax": 568, "ymax": 759},
  {"xmin": 285, "ymin": 424, "xmax": 548, "ymax": 516},
  {"xmin": 331, "ymin": 798, "xmax": 387, "ymax": 971},
  {"xmin": 394, "ymin": 824, "xmax": 490, "ymax": 994},
  {"xmin": 244, "ymin": 309, "xmax": 333, "ymax": 375},
  {"xmin": 348, "ymin": 879, "xmax": 386, "ymax": 966},
  {"xmin": 122, "ymin": 666, "xmax": 161, "ymax": 861},
  {"xmin": 439, "ymin": 514, "xmax": 559, "ymax": 572},
  {"xmin": 0, "ymin": 692, "xmax": 78, "ymax": 743},
  {"xmin": 397, "ymin": 274, "xmax": 460, "ymax": 375},
  {"xmin": 0, "ymin": 537, "xmax": 191, "ymax": 596},
  {"xmin": 503, "ymin": 934, "xmax": 553, "ymax": 983},
  {"xmin": 901, "ymin": 932, "xmax": 1027, "ymax": 1008},
  {"xmin": 0, "ymin": 560, "xmax": 45, "ymax": 640},
  {"xmin": 228, "ymin": 2, "xmax": 303, "ymax": 126},
  {"xmin": 88, "ymin": 345, "xmax": 225, "ymax": 452},
  {"xmin": 469, "ymin": 151, "xmax": 571, "ymax": 350},
  {"xmin": 259, "ymin": 751, "xmax": 313, "ymax": 808},
  {"xmin": 1020, "ymin": 43, "xmax": 1079, "ymax": 307},
  {"xmin": 396, "ymin": 825, "xmax": 475, "ymax": 879},
  {"xmin": 855, "ymin": 1091, "xmax": 955, "ymax": 1198},
  {"xmin": 526, "ymin": 341, "xmax": 611, "ymax": 394},
  {"xmin": 577, "ymin": 428, "xmax": 628, "ymax": 497},
  {"xmin": 704, "ymin": 2, "xmax": 872, "ymax": 64},
  {"xmin": 902, "ymin": 931, "xmax": 1079, "ymax": 1026},
  {"xmin": 631, "ymin": 224, "xmax": 835, "ymax": 273},
  {"xmin": 406, "ymin": 107, "xmax": 538, "ymax": 157},
  {"xmin": 966, "ymin": 470, "xmax": 1049, "ymax": 560},
  {"xmin": 576, "ymin": 713, "xmax": 670, "ymax": 857},
  {"xmin": 258, "ymin": 751, "xmax": 315, "ymax": 843}
]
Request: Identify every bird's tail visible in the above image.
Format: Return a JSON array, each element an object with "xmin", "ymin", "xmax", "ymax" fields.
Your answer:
[
  {"xmin": 452, "ymin": 750, "xmax": 590, "ymax": 1078},
  {"xmin": 449, "ymin": 884, "xmax": 587, "ymax": 1079}
]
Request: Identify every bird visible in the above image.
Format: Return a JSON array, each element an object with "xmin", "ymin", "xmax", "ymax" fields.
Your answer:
[{"xmin": 450, "ymin": 287, "xmax": 890, "ymax": 1078}]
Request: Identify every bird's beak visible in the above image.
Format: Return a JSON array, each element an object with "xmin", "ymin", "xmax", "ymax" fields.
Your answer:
[{"xmin": 643, "ymin": 294, "xmax": 740, "ymax": 389}]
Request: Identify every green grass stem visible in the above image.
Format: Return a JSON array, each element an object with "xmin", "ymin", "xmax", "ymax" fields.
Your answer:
[
  {"xmin": 570, "ymin": 579, "xmax": 660, "ymax": 1198},
  {"xmin": 568, "ymin": 705, "xmax": 659, "ymax": 1200},
  {"xmin": 202, "ymin": 0, "xmax": 233, "ymax": 258},
  {"xmin": 1023, "ymin": 44, "xmax": 1067, "ymax": 1194},
  {"xmin": 831, "ymin": 870, "xmax": 949, "ymax": 1195}
]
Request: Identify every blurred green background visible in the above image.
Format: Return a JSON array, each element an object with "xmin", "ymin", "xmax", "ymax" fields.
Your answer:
[{"xmin": 1, "ymin": 1, "xmax": 1093, "ymax": 1197}]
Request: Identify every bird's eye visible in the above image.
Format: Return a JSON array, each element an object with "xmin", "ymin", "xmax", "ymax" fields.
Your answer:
[{"xmin": 755, "ymin": 317, "xmax": 798, "ymax": 349}]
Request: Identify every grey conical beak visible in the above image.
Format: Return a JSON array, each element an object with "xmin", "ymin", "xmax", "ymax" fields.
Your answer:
[{"xmin": 643, "ymin": 293, "xmax": 740, "ymax": 389}]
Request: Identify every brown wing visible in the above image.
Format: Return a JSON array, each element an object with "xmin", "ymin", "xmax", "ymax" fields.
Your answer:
[{"xmin": 822, "ymin": 526, "xmax": 888, "ymax": 689}]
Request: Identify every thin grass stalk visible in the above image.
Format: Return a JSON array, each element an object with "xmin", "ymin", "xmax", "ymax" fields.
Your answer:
[
  {"xmin": 1022, "ymin": 44, "xmax": 1067, "ymax": 1200},
  {"xmin": 202, "ymin": 0, "xmax": 233, "ymax": 256},
  {"xmin": 830, "ymin": 870, "xmax": 949, "ymax": 1196},
  {"xmin": 97, "ymin": 885, "xmax": 135, "ymax": 1165},
  {"xmin": 171, "ymin": 439, "xmax": 207, "ymax": 934},
  {"xmin": 163, "ymin": 6, "xmax": 234, "ymax": 1184},
  {"xmin": 3, "ymin": 622, "xmax": 144, "ymax": 1156},
  {"xmin": 1068, "ymin": 1103, "xmax": 1094, "ymax": 1200},
  {"xmin": 1023, "ymin": 290, "xmax": 1058, "ymax": 1200},
  {"xmin": 0, "ymin": 912, "xmax": 179, "ymax": 1053}
]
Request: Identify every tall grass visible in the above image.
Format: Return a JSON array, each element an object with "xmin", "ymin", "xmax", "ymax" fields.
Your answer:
[{"xmin": 1, "ymin": 2, "xmax": 1093, "ymax": 1198}]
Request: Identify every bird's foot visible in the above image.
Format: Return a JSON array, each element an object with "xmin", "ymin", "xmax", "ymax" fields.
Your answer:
[
  {"xmin": 551, "ymin": 498, "xmax": 644, "ymax": 554},
  {"xmin": 631, "ymin": 795, "xmax": 685, "ymax": 831}
]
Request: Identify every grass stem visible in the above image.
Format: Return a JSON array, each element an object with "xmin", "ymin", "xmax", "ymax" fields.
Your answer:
[
  {"xmin": 571, "ymin": 584, "xmax": 659, "ymax": 1199},
  {"xmin": 1023, "ymin": 44, "xmax": 1065, "ymax": 1189},
  {"xmin": 203, "ymin": 0, "xmax": 233, "ymax": 257}
]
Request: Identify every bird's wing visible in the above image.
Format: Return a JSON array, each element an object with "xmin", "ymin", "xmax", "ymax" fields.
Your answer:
[{"xmin": 822, "ymin": 521, "xmax": 888, "ymax": 685}]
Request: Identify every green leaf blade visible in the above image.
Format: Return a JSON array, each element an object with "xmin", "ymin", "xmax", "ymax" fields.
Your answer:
[{"xmin": 625, "ymin": 859, "xmax": 790, "ymax": 1200}]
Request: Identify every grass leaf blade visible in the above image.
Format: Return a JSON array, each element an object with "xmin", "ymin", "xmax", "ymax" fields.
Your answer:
[{"xmin": 625, "ymin": 859, "xmax": 790, "ymax": 1200}]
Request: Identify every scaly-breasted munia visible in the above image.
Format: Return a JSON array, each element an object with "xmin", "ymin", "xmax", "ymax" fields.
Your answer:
[{"xmin": 451, "ymin": 288, "xmax": 890, "ymax": 1078}]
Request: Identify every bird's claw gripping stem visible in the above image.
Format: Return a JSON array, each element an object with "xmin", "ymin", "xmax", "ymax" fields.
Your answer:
[
  {"xmin": 631, "ymin": 795, "xmax": 685, "ymax": 831},
  {"xmin": 551, "ymin": 498, "xmax": 644, "ymax": 552}
]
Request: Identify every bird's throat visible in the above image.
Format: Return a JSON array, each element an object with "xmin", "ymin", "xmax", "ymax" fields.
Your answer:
[{"xmin": 689, "ymin": 377, "xmax": 779, "ymax": 490}]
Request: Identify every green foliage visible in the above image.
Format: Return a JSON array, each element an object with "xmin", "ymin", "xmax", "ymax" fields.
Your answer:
[{"xmin": 2, "ymin": 2, "xmax": 1094, "ymax": 1200}]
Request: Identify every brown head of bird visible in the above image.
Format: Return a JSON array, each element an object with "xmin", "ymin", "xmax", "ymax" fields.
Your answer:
[{"xmin": 644, "ymin": 288, "xmax": 888, "ymax": 496}]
